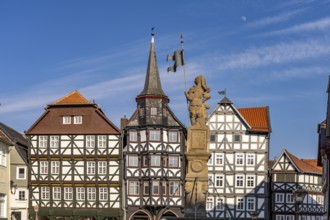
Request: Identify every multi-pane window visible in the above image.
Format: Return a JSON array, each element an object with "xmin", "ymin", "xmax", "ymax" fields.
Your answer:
[
  {"xmin": 18, "ymin": 191, "xmax": 25, "ymax": 200},
  {"xmin": 41, "ymin": 187, "xmax": 50, "ymax": 199},
  {"xmin": 98, "ymin": 161, "xmax": 107, "ymax": 174},
  {"xmin": 128, "ymin": 181, "xmax": 139, "ymax": 195},
  {"xmin": 168, "ymin": 156, "xmax": 179, "ymax": 167},
  {"xmin": 286, "ymin": 216, "xmax": 294, "ymax": 220},
  {"xmin": 161, "ymin": 182, "xmax": 166, "ymax": 195},
  {"xmin": 39, "ymin": 136, "xmax": 48, "ymax": 148},
  {"xmin": 128, "ymin": 155, "xmax": 138, "ymax": 167},
  {"xmin": 150, "ymin": 155, "xmax": 161, "ymax": 166},
  {"xmin": 0, "ymin": 148, "xmax": 6, "ymax": 166},
  {"xmin": 87, "ymin": 161, "xmax": 95, "ymax": 174},
  {"xmin": 64, "ymin": 187, "xmax": 73, "ymax": 200},
  {"xmin": 99, "ymin": 187, "xmax": 108, "ymax": 201},
  {"xmin": 169, "ymin": 181, "xmax": 180, "ymax": 196},
  {"xmin": 51, "ymin": 161, "xmax": 60, "ymax": 174},
  {"xmin": 216, "ymin": 198, "xmax": 224, "ymax": 210},
  {"xmin": 236, "ymin": 154, "xmax": 244, "ymax": 165},
  {"xmin": 237, "ymin": 198, "xmax": 244, "ymax": 210},
  {"xmin": 0, "ymin": 194, "xmax": 6, "ymax": 218},
  {"xmin": 77, "ymin": 187, "xmax": 85, "ymax": 200},
  {"xmin": 168, "ymin": 131, "xmax": 178, "ymax": 142},
  {"xmin": 74, "ymin": 116, "xmax": 82, "ymax": 124},
  {"xmin": 50, "ymin": 136, "xmax": 59, "ymax": 148},
  {"xmin": 246, "ymin": 176, "xmax": 255, "ymax": 188},
  {"xmin": 129, "ymin": 131, "xmax": 138, "ymax": 142},
  {"xmin": 40, "ymin": 161, "xmax": 48, "ymax": 174},
  {"xmin": 236, "ymin": 175, "xmax": 244, "ymax": 187},
  {"xmin": 276, "ymin": 215, "xmax": 285, "ymax": 220},
  {"xmin": 86, "ymin": 135, "xmax": 95, "ymax": 148},
  {"xmin": 63, "ymin": 116, "xmax": 71, "ymax": 124},
  {"xmin": 287, "ymin": 193, "xmax": 294, "ymax": 203},
  {"xmin": 215, "ymin": 175, "xmax": 224, "ymax": 187},
  {"xmin": 87, "ymin": 187, "xmax": 96, "ymax": 201},
  {"xmin": 206, "ymin": 197, "xmax": 213, "ymax": 210},
  {"xmin": 152, "ymin": 181, "xmax": 160, "ymax": 195},
  {"xmin": 53, "ymin": 187, "xmax": 61, "ymax": 200},
  {"xmin": 150, "ymin": 107, "xmax": 157, "ymax": 116},
  {"xmin": 98, "ymin": 135, "xmax": 107, "ymax": 148},
  {"xmin": 247, "ymin": 154, "xmax": 255, "ymax": 165},
  {"xmin": 215, "ymin": 153, "xmax": 224, "ymax": 165},
  {"xmin": 275, "ymin": 193, "xmax": 284, "ymax": 203},
  {"xmin": 17, "ymin": 167, "xmax": 26, "ymax": 179},
  {"xmin": 142, "ymin": 156, "xmax": 148, "ymax": 167},
  {"xmin": 149, "ymin": 130, "xmax": 160, "ymax": 141},
  {"xmin": 247, "ymin": 198, "xmax": 255, "ymax": 211},
  {"xmin": 143, "ymin": 181, "xmax": 150, "ymax": 195}
]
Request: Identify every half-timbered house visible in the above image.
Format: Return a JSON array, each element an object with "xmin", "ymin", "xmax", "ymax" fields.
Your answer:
[
  {"xmin": 270, "ymin": 149, "xmax": 323, "ymax": 220},
  {"xmin": 122, "ymin": 33, "xmax": 186, "ymax": 220},
  {"xmin": 206, "ymin": 96, "xmax": 271, "ymax": 219},
  {"xmin": 26, "ymin": 91, "xmax": 123, "ymax": 220}
]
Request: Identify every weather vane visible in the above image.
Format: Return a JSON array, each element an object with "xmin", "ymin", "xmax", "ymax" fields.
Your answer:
[
  {"xmin": 218, "ymin": 89, "xmax": 226, "ymax": 97},
  {"xmin": 151, "ymin": 27, "xmax": 155, "ymax": 36}
]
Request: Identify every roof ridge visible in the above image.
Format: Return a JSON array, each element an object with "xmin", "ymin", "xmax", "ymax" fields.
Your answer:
[{"xmin": 52, "ymin": 90, "xmax": 91, "ymax": 105}]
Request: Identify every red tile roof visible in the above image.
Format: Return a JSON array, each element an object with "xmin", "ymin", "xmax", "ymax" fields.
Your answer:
[
  {"xmin": 286, "ymin": 151, "xmax": 322, "ymax": 174},
  {"xmin": 237, "ymin": 107, "xmax": 271, "ymax": 133},
  {"xmin": 52, "ymin": 90, "xmax": 90, "ymax": 105}
]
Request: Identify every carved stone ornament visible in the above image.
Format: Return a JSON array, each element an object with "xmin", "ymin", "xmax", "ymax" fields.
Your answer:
[
  {"xmin": 191, "ymin": 160, "xmax": 204, "ymax": 173},
  {"xmin": 185, "ymin": 75, "xmax": 211, "ymax": 126}
]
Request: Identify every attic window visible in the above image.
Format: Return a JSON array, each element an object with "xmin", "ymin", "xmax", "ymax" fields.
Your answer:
[
  {"xmin": 150, "ymin": 107, "xmax": 157, "ymax": 116},
  {"xmin": 74, "ymin": 116, "xmax": 83, "ymax": 124},
  {"xmin": 63, "ymin": 116, "xmax": 71, "ymax": 124}
]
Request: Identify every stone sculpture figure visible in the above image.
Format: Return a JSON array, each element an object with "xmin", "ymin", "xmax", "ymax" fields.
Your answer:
[{"xmin": 185, "ymin": 75, "xmax": 211, "ymax": 126}]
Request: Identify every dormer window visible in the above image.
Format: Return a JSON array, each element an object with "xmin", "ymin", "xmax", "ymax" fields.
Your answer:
[
  {"xmin": 150, "ymin": 107, "xmax": 157, "ymax": 116},
  {"xmin": 63, "ymin": 116, "xmax": 71, "ymax": 124},
  {"xmin": 74, "ymin": 116, "xmax": 83, "ymax": 124}
]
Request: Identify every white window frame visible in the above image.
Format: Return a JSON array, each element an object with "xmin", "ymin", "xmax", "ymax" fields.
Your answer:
[
  {"xmin": 87, "ymin": 161, "xmax": 95, "ymax": 174},
  {"xmin": 39, "ymin": 136, "xmax": 48, "ymax": 148},
  {"xmin": 63, "ymin": 116, "xmax": 71, "ymax": 124},
  {"xmin": 168, "ymin": 131, "xmax": 178, "ymax": 142},
  {"xmin": 50, "ymin": 136, "xmax": 59, "ymax": 148},
  {"xmin": 236, "ymin": 175, "xmax": 244, "ymax": 188},
  {"xmin": 51, "ymin": 161, "xmax": 60, "ymax": 175},
  {"xmin": 237, "ymin": 197, "xmax": 244, "ymax": 210},
  {"xmin": 150, "ymin": 155, "xmax": 161, "ymax": 167},
  {"xmin": 150, "ymin": 107, "xmax": 157, "ymax": 116},
  {"xmin": 129, "ymin": 131, "xmax": 138, "ymax": 142},
  {"xmin": 0, "ymin": 148, "xmax": 6, "ymax": 167},
  {"xmin": 76, "ymin": 187, "xmax": 85, "ymax": 201},
  {"xmin": 236, "ymin": 154, "xmax": 244, "ymax": 165},
  {"xmin": 215, "ymin": 175, "xmax": 224, "ymax": 187},
  {"xmin": 128, "ymin": 181, "xmax": 139, "ymax": 195},
  {"xmin": 286, "ymin": 193, "xmax": 294, "ymax": 203},
  {"xmin": 276, "ymin": 215, "xmax": 285, "ymax": 220},
  {"xmin": 149, "ymin": 130, "xmax": 160, "ymax": 141},
  {"xmin": 215, "ymin": 153, "xmax": 224, "ymax": 165},
  {"xmin": 64, "ymin": 187, "xmax": 73, "ymax": 200},
  {"xmin": 169, "ymin": 181, "xmax": 180, "ymax": 196},
  {"xmin": 98, "ymin": 135, "xmax": 107, "ymax": 148},
  {"xmin": 53, "ymin": 187, "xmax": 61, "ymax": 200},
  {"xmin": 40, "ymin": 161, "xmax": 48, "ymax": 174},
  {"xmin": 246, "ymin": 176, "xmax": 255, "ymax": 188},
  {"xmin": 73, "ymin": 115, "xmax": 83, "ymax": 124},
  {"xmin": 0, "ymin": 194, "xmax": 7, "ymax": 218},
  {"xmin": 216, "ymin": 198, "xmax": 224, "ymax": 210},
  {"xmin": 143, "ymin": 181, "xmax": 150, "ymax": 195},
  {"xmin": 152, "ymin": 180, "xmax": 160, "ymax": 195},
  {"xmin": 206, "ymin": 197, "xmax": 214, "ymax": 210},
  {"xmin": 168, "ymin": 156, "xmax": 179, "ymax": 167},
  {"xmin": 16, "ymin": 167, "xmax": 26, "ymax": 179},
  {"xmin": 246, "ymin": 154, "xmax": 255, "ymax": 166},
  {"xmin": 286, "ymin": 216, "xmax": 294, "ymax": 220},
  {"xmin": 275, "ymin": 193, "xmax": 284, "ymax": 203},
  {"xmin": 87, "ymin": 187, "xmax": 96, "ymax": 201},
  {"xmin": 86, "ymin": 135, "xmax": 95, "ymax": 148},
  {"xmin": 18, "ymin": 190, "xmax": 26, "ymax": 201},
  {"xmin": 41, "ymin": 187, "xmax": 50, "ymax": 200},
  {"xmin": 128, "ymin": 155, "xmax": 138, "ymax": 167},
  {"xmin": 99, "ymin": 187, "xmax": 108, "ymax": 201},
  {"xmin": 247, "ymin": 197, "xmax": 255, "ymax": 211},
  {"xmin": 98, "ymin": 161, "xmax": 107, "ymax": 174}
]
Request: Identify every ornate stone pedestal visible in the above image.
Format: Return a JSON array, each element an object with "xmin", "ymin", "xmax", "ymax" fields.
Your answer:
[{"xmin": 184, "ymin": 124, "xmax": 211, "ymax": 218}]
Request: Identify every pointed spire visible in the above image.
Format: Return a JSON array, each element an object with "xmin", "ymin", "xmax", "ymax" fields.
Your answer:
[
  {"xmin": 326, "ymin": 76, "xmax": 330, "ymax": 137},
  {"xmin": 137, "ymin": 30, "xmax": 168, "ymax": 99}
]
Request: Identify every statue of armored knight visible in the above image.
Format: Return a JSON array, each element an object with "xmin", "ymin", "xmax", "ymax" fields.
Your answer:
[{"xmin": 185, "ymin": 75, "xmax": 211, "ymax": 126}]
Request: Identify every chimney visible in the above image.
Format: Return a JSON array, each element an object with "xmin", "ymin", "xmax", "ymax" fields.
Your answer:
[{"xmin": 120, "ymin": 115, "xmax": 128, "ymax": 130}]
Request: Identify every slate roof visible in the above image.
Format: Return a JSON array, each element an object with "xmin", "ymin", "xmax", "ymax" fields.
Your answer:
[
  {"xmin": 237, "ymin": 107, "xmax": 271, "ymax": 133},
  {"xmin": 0, "ymin": 122, "xmax": 29, "ymax": 164}
]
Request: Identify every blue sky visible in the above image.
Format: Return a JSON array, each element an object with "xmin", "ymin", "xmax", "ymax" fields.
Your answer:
[{"xmin": 1, "ymin": 1, "xmax": 330, "ymax": 159}]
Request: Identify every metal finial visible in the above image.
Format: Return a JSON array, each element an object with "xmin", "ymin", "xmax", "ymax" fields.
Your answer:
[
  {"xmin": 151, "ymin": 27, "xmax": 155, "ymax": 36},
  {"xmin": 180, "ymin": 33, "xmax": 184, "ymax": 44},
  {"xmin": 218, "ymin": 89, "xmax": 226, "ymax": 97}
]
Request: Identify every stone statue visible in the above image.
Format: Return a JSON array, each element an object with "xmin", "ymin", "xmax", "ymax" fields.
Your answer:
[{"xmin": 185, "ymin": 75, "xmax": 211, "ymax": 126}]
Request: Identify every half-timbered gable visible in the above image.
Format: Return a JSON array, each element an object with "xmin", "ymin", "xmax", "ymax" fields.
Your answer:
[
  {"xmin": 122, "ymin": 34, "xmax": 186, "ymax": 220},
  {"xmin": 207, "ymin": 96, "xmax": 271, "ymax": 219},
  {"xmin": 26, "ymin": 90, "xmax": 123, "ymax": 220},
  {"xmin": 270, "ymin": 149, "xmax": 323, "ymax": 220}
]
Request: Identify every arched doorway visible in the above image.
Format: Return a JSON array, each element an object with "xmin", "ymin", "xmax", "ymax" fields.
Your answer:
[
  {"xmin": 129, "ymin": 211, "xmax": 151, "ymax": 220},
  {"xmin": 159, "ymin": 211, "xmax": 177, "ymax": 219}
]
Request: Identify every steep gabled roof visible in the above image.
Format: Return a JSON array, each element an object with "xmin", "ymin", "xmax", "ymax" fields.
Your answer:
[
  {"xmin": 52, "ymin": 90, "xmax": 90, "ymax": 105},
  {"xmin": 237, "ymin": 107, "xmax": 271, "ymax": 133}
]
